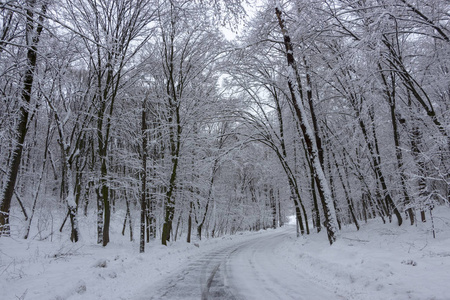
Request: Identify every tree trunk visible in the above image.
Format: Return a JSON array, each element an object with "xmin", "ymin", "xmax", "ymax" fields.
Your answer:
[
  {"xmin": 0, "ymin": 2, "xmax": 46, "ymax": 236},
  {"xmin": 122, "ymin": 196, "xmax": 133, "ymax": 242},
  {"xmin": 381, "ymin": 67, "xmax": 414, "ymax": 225},
  {"xmin": 187, "ymin": 201, "xmax": 193, "ymax": 243},
  {"xmin": 140, "ymin": 100, "xmax": 148, "ymax": 253},
  {"xmin": 161, "ymin": 156, "xmax": 178, "ymax": 245},
  {"xmin": 96, "ymin": 187, "xmax": 104, "ymax": 244},
  {"xmin": 310, "ymin": 171, "xmax": 321, "ymax": 232},
  {"xmin": 278, "ymin": 191, "xmax": 284, "ymax": 227},
  {"xmin": 331, "ymin": 148, "xmax": 359, "ymax": 230},
  {"xmin": 270, "ymin": 189, "xmax": 277, "ymax": 229},
  {"xmin": 275, "ymin": 4, "xmax": 338, "ymax": 244},
  {"xmin": 410, "ymin": 122, "xmax": 428, "ymax": 223},
  {"xmin": 369, "ymin": 107, "xmax": 403, "ymax": 225},
  {"xmin": 291, "ymin": 188, "xmax": 305, "ymax": 236},
  {"xmin": 24, "ymin": 123, "xmax": 51, "ymax": 239}
]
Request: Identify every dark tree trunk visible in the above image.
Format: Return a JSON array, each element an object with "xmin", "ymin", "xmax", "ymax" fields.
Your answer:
[
  {"xmin": 275, "ymin": 5, "xmax": 338, "ymax": 244},
  {"xmin": 270, "ymin": 84, "xmax": 308, "ymax": 235},
  {"xmin": 122, "ymin": 196, "xmax": 133, "ymax": 241},
  {"xmin": 294, "ymin": 202, "xmax": 304, "ymax": 237},
  {"xmin": 196, "ymin": 165, "xmax": 216, "ymax": 241},
  {"xmin": 381, "ymin": 36, "xmax": 448, "ymax": 139},
  {"xmin": 287, "ymin": 182, "xmax": 305, "ymax": 236},
  {"xmin": 0, "ymin": 2, "xmax": 46, "ymax": 236},
  {"xmin": 278, "ymin": 192, "xmax": 284, "ymax": 227},
  {"xmin": 187, "ymin": 201, "xmax": 193, "ymax": 243},
  {"xmin": 140, "ymin": 101, "xmax": 148, "ymax": 253},
  {"xmin": 161, "ymin": 157, "xmax": 178, "ymax": 245},
  {"xmin": 310, "ymin": 171, "xmax": 321, "ymax": 232},
  {"xmin": 270, "ymin": 189, "xmax": 277, "ymax": 229},
  {"xmin": 410, "ymin": 123, "xmax": 428, "ymax": 222},
  {"xmin": 149, "ymin": 194, "xmax": 156, "ymax": 239},
  {"xmin": 96, "ymin": 187, "xmax": 104, "ymax": 244},
  {"xmin": 380, "ymin": 66, "xmax": 414, "ymax": 225},
  {"xmin": 331, "ymin": 148, "xmax": 359, "ymax": 230},
  {"xmin": 101, "ymin": 162, "xmax": 110, "ymax": 246},
  {"xmin": 145, "ymin": 194, "xmax": 150, "ymax": 243},
  {"xmin": 368, "ymin": 107, "xmax": 403, "ymax": 226}
]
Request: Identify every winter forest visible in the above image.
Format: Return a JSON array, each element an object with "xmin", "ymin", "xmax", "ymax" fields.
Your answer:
[{"xmin": 0, "ymin": 0, "xmax": 449, "ymax": 298}]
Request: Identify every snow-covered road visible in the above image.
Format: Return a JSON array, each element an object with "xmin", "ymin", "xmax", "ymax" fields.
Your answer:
[{"xmin": 138, "ymin": 225, "xmax": 344, "ymax": 300}]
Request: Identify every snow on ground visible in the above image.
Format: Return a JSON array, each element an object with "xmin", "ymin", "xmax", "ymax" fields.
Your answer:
[
  {"xmin": 280, "ymin": 207, "xmax": 450, "ymax": 300},
  {"xmin": 1, "ymin": 207, "xmax": 449, "ymax": 300},
  {"xmin": 0, "ymin": 213, "xmax": 267, "ymax": 300}
]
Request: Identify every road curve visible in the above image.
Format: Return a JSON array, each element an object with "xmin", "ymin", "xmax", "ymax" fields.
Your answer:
[{"xmin": 138, "ymin": 225, "xmax": 344, "ymax": 300}]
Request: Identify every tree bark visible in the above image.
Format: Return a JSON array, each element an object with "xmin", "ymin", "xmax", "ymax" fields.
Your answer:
[
  {"xmin": 140, "ymin": 100, "xmax": 148, "ymax": 253},
  {"xmin": 187, "ymin": 201, "xmax": 193, "ymax": 243},
  {"xmin": 275, "ymin": 4, "xmax": 338, "ymax": 244},
  {"xmin": 379, "ymin": 64, "xmax": 414, "ymax": 225},
  {"xmin": 0, "ymin": 2, "xmax": 46, "ymax": 236}
]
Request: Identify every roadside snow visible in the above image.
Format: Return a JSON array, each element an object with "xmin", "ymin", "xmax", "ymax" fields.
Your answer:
[
  {"xmin": 0, "ymin": 222, "xmax": 265, "ymax": 300},
  {"xmin": 1, "ymin": 207, "xmax": 449, "ymax": 300},
  {"xmin": 280, "ymin": 207, "xmax": 450, "ymax": 300}
]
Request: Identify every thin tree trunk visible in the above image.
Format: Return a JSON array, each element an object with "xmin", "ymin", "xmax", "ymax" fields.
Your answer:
[
  {"xmin": 140, "ymin": 100, "xmax": 148, "ymax": 253},
  {"xmin": 145, "ymin": 194, "xmax": 150, "ymax": 243},
  {"xmin": 410, "ymin": 122, "xmax": 428, "ymax": 222},
  {"xmin": 96, "ymin": 187, "xmax": 104, "ymax": 244},
  {"xmin": 382, "ymin": 36, "xmax": 448, "ymax": 139},
  {"xmin": 24, "ymin": 120, "xmax": 52, "ymax": 239},
  {"xmin": 330, "ymin": 148, "xmax": 359, "ymax": 230},
  {"xmin": 162, "ymin": 157, "xmax": 178, "ymax": 245},
  {"xmin": 0, "ymin": 10, "xmax": 15, "ymax": 55},
  {"xmin": 187, "ymin": 201, "xmax": 193, "ymax": 243},
  {"xmin": 270, "ymin": 189, "xmax": 277, "ymax": 229},
  {"xmin": 14, "ymin": 191, "xmax": 28, "ymax": 221},
  {"xmin": 380, "ymin": 66, "xmax": 414, "ymax": 225},
  {"xmin": 310, "ymin": 171, "xmax": 321, "ymax": 232},
  {"xmin": 122, "ymin": 198, "xmax": 128, "ymax": 235},
  {"xmin": 368, "ymin": 107, "xmax": 403, "ymax": 225},
  {"xmin": 292, "ymin": 189, "xmax": 305, "ymax": 236},
  {"xmin": 196, "ymin": 162, "xmax": 217, "ymax": 240},
  {"xmin": 44, "ymin": 88, "xmax": 80, "ymax": 242}
]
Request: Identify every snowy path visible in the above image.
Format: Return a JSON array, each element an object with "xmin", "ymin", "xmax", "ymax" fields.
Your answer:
[{"xmin": 137, "ymin": 225, "xmax": 345, "ymax": 300}]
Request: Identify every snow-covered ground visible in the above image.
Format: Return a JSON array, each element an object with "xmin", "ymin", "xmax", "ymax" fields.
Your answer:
[
  {"xmin": 281, "ymin": 210, "xmax": 450, "ymax": 300},
  {"xmin": 1, "ymin": 207, "xmax": 449, "ymax": 300}
]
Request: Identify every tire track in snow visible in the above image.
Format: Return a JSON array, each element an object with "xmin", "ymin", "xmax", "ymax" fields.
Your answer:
[{"xmin": 138, "ymin": 226, "xmax": 345, "ymax": 300}]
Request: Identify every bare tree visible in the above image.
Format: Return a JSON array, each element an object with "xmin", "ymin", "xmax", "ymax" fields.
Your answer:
[
  {"xmin": 0, "ymin": 0, "xmax": 47, "ymax": 236},
  {"xmin": 60, "ymin": 0, "xmax": 157, "ymax": 246},
  {"xmin": 274, "ymin": 1, "xmax": 338, "ymax": 244}
]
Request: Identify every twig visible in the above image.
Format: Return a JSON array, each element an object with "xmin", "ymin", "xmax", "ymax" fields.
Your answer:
[{"xmin": 342, "ymin": 236, "xmax": 369, "ymax": 243}]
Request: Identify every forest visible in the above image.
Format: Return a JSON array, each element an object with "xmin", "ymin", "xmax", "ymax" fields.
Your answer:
[{"xmin": 0, "ymin": 0, "xmax": 449, "ymax": 253}]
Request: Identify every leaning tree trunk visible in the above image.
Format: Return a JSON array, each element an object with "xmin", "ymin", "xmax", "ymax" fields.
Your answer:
[
  {"xmin": 275, "ymin": 3, "xmax": 338, "ymax": 244},
  {"xmin": 330, "ymin": 145, "xmax": 359, "ymax": 230},
  {"xmin": 379, "ymin": 65, "xmax": 414, "ymax": 224},
  {"xmin": 368, "ymin": 106, "xmax": 403, "ymax": 225},
  {"xmin": 272, "ymin": 86, "xmax": 309, "ymax": 234},
  {"xmin": 196, "ymin": 158, "xmax": 218, "ymax": 240}
]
